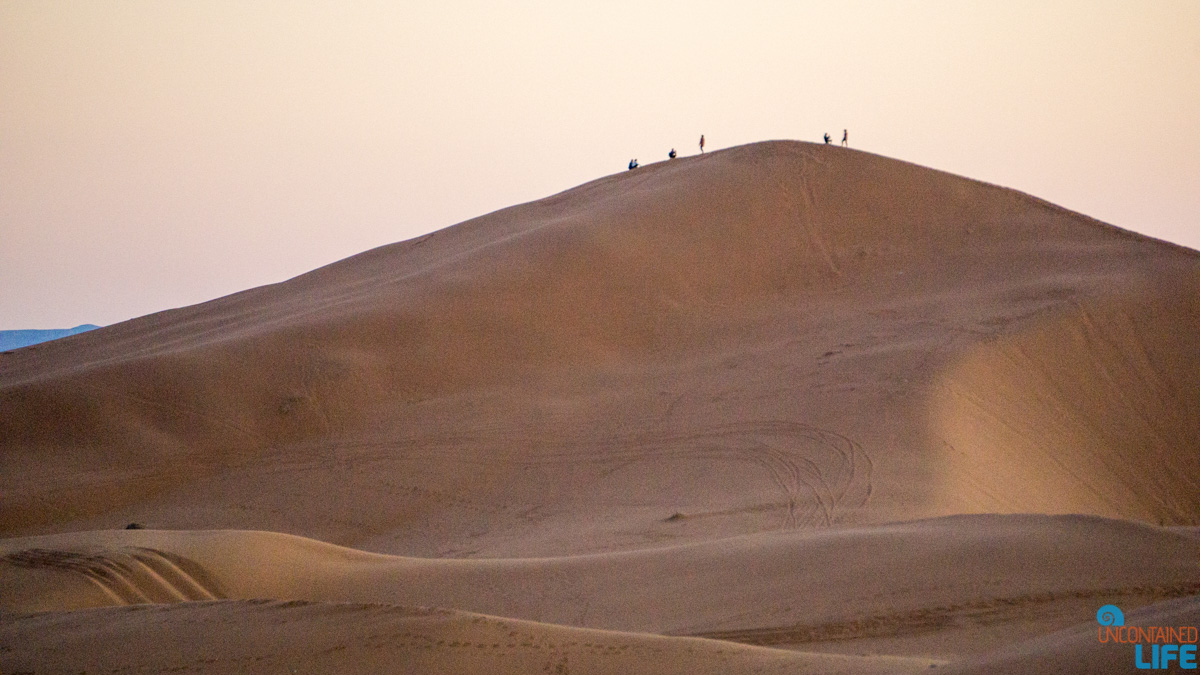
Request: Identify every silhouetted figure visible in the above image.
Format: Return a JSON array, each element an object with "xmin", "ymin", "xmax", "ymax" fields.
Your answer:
[
  {"xmin": 628, "ymin": 159, "xmax": 639, "ymax": 170},
  {"xmin": 823, "ymin": 133, "xmax": 831, "ymax": 144},
  {"xmin": 699, "ymin": 135, "xmax": 705, "ymax": 153},
  {"xmin": 842, "ymin": 129, "xmax": 848, "ymax": 147},
  {"xmin": 669, "ymin": 148, "xmax": 677, "ymax": 159}
]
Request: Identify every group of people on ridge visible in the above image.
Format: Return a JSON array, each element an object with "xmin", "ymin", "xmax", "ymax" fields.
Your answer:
[
  {"xmin": 629, "ymin": 135, "xmax": 703, "ymax": 170},
  {"xmin": 825, "ymin": 129, "xmax": 849, "ymax": 146},
  {"xmin": 630, "ymin": 130, "xmax": 847, "ymax": 171}
]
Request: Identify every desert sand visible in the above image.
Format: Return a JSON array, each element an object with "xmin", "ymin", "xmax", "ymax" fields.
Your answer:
[{"xmin": 2, "ymin": 141, "xmax": 1197, "ymax": 673}]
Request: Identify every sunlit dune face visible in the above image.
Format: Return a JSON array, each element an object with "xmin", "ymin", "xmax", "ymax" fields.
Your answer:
[{"xmin": 929, "ymin": 280, "xmax": 1200, "ymax": 525}]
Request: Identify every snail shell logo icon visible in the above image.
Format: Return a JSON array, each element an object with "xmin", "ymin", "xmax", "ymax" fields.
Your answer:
[{"xmin": 1097, "ymin": 604, "xmax": 1125, "ymax": 626}]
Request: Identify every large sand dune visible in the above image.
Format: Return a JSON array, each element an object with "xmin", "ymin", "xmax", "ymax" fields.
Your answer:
[{"xmin": 2, "ymin": 141, "xmax": 1197, "ymax": 672}]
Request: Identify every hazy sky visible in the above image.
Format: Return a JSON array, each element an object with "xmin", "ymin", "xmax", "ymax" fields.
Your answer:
[{"xmin": 3, "ymin": 1, "xmax": 1198, "ymax": 329}]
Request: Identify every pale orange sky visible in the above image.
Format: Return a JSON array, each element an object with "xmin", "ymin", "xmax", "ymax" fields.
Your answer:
[{"xmin": 2, "ymin": 1, "xmax": 1198, "ymax": 329}]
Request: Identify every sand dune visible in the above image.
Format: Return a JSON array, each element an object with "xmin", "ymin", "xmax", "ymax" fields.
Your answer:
[
  {"xmin": 2, "ymin": 141, "xmax": 1198, "ymax": 672},
  {"xmin": 1, "ymin": 601, "xmax": 939, "ymax": 675},
  {"xmin": 2, "ymin": 143, "xmax": 1196, "ymax": 554},
  {"xmin": 3, "ymin": 515, "xmax": 1198, "ymax": 662}
]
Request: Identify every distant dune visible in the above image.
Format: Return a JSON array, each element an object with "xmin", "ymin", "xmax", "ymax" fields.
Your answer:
[
  {"xmin": 0, "ymin": 324, "xmax": 99, "ymax": 351},
  {"xmin": 2, "ymin": 141, "xmax": 1197, "ymax": 673}
]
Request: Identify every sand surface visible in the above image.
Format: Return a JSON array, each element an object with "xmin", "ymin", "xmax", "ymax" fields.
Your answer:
[{"xmin": 2, "ymin": 141, "xmax": 1197, "ymax": 672}]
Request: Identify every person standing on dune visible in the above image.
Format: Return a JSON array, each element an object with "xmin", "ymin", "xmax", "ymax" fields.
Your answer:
[
  {"xmin": 842, "ymin": 129, "xmax": 848, "ymax": 147},
  {"xmin": 699, "ymin": 134, "xmax": 705, "ymax": 153}
]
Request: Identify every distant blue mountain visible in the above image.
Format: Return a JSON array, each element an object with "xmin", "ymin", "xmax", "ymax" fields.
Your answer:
[{"xmin": 0, "ymin": 324, "xmax": 101, "ymax": 350}]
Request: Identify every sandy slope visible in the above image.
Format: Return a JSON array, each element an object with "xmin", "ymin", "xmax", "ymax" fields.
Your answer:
[
  {"xmin": 3, "ymin": 515, "xmax": 1198, "ymax": 661},
  {"xmin": 2, "ymin": 141, "xmax": 1198, "ymax": 672},
  {"xmin": 932, "ymin": 286, "xmax": 1200, "ymax": 522},
  {"xmin": 0, "ymin": 602, "xmax": 937, "ymax": 675}
]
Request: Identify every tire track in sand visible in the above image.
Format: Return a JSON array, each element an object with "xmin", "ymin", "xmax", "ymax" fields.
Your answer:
[{"xmin": 319, "ymin": 421, "xmax": 873, "ymax": 529}]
